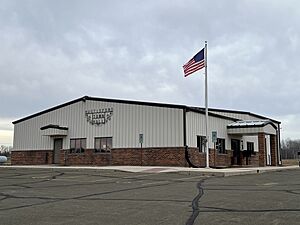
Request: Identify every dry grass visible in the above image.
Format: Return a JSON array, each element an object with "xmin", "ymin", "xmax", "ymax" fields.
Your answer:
[{"xmin": 282, "ymin": 159, "xmax": 299, "ymax": 166}]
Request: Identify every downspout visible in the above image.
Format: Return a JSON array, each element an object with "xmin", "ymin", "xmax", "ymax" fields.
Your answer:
[
  {"xmin": 183, "ymin": 107, "xmax": 187, "ymax": 147},
  {"xmin": 183, "ymin": 107, "xmax": 198, "ymax": 168},
  {"xmin": 277, "ymin": 123, "xmax": 282, "ymax": 165}
]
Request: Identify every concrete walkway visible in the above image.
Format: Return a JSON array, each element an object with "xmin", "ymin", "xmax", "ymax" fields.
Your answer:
[{"xmin": 0, "ymin": 164, "xmax": 298, "ymax": 176}]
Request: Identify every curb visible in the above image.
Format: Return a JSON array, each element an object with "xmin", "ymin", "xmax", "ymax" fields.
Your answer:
[{"xmin": 1, "ymin": 165, "xmax": 298, "ymax": 177}]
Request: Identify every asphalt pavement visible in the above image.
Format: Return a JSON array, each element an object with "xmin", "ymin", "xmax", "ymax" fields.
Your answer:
[{"xmin": 0, "ymin": 167, "xmax": 299, "ymax": 225}]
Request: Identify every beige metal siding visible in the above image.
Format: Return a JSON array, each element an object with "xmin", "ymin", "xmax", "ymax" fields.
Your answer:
[
  {"xmin": 242, "ymin": 136, "xmax": 258, "ymax": 152},
  {"xmin": 209, "ymin": 111, "xmax": 254, "ymax": 121},
  {"xmin": 13, "ymin": 100, "xmax": 183, "ymax": 150},
  {"xmin": 186, "ymin": 111, "xmax": 233, "ymax": 149}
]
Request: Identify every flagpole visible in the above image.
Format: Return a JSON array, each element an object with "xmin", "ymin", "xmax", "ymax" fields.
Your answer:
[{"xmin": 205, "ymin": 41, "xmax": 209, "ymax": 168}]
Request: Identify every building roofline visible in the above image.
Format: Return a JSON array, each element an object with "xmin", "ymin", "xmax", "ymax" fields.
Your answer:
[
  {"xmin": 85, "ymin": 96, "xmax": 187, "ymax": 109},
  {"xmin": 12, "ymin": 96, "xmax": 279, "ymax": 125},
  {"xmin": 187, "ymin": 107, "xmax": 239, "ymax": 121},
  {"xmin": 12, "ymin": 96, "xmax": 188, "ymax": 124},
  {"xmin": 196, "ymin": 107, "xmax": 281, "ymax": 124},
  {"xmin": 13, "ymin": 96, "xmax": 85, "ymax": 124}
]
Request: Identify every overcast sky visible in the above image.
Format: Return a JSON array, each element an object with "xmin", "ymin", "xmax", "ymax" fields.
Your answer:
[{"xmin": 1, "ymin": 0, "xmax": 300, "ymax": 146}]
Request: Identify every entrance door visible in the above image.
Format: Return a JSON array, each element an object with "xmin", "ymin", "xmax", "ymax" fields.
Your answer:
[
  {"xmin": 231, "ymin": 139, "xmax": 241, "ymax": 165},
  {"xmin": 53, "ymin": 138, "xmax": 63, "ymax": 164}
]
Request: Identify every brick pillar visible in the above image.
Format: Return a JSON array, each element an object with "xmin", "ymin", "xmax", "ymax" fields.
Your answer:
[
  {"xmin": 258, "ymin": 133, "xmax": 266, "ymax": 166},
  {"xmin": 209, "ymin": 149, "xmax": 216, "ymax": 167},
  {"xmin": 270, "ymin": 135, "xmax": 278, "ymax": 166}
]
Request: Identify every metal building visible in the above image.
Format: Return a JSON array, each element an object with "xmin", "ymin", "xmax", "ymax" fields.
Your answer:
[{"xmin": 11, "ymin": 96, "xmax": 281, "ymax": 167}]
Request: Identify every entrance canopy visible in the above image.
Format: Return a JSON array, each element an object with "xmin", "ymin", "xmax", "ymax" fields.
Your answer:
[
  {"xmin": 40, "ymin": 124, "xmax": 68, "ymax": 136},
  {"xmin": 227, "ymin": 120, "xmax": 277, "ymax": 135}
]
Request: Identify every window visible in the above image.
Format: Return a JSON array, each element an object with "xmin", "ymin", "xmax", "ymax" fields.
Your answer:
[
  {"xmin": 95, "ymin": 137, "xmax": 112, "ymax": 153},
  {"xmin": 247, "ymin": 142, "xmax": 255, "ymax": 155},
  {"xmin": 217, "ymin": 138, "xmax": 226, "ymax": 154},
  {"xmin": 197, "ymin": 136, "xmax": 206, "ymax": 152},
  {"xmin": 70, "ymin": 138, "xmax": 86, "ymax": 154}
]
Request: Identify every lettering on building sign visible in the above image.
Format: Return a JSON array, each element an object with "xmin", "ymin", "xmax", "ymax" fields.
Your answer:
[{"xmin": 85, "ymin": 108, "xmax": 113, "ymax": 126}]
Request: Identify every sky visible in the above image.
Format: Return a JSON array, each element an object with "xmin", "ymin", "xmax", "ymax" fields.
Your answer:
[{"xmin": 1, "ymin": 0, "xmax": 300, "ymax": 146}]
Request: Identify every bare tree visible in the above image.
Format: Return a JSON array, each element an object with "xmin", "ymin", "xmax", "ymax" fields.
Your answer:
[
  {"xmin": 281, "ymin": 139, "xmax": 300, "ymax": 159},
  {"xmin": 0, "ymin": 145, "xmax": 12, "ymax": 157}
]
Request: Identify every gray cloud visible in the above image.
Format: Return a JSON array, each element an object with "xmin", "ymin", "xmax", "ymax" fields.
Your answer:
[{"xmin": 1, "ymin": 0, "xmax": 300, "ymax": 144}]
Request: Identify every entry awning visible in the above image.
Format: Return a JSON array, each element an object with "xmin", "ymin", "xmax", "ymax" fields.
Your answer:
[
  {"xmin": 40, "ymin": 124, "xmax": 68, "ymax": 136},
  {"xmin": 227, "ymin": 120, "xmax": 277, "ymax": 135}
]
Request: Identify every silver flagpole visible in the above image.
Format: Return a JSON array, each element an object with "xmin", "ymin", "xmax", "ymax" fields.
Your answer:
[{"xmin": 205, "ymin": 41, "xmax": 209, "ymax": 168}]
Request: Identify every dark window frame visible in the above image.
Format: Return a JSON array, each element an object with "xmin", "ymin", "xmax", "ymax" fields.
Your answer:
[
  {"xmin": 197, "ymin": 135, "xmax": 206, "ymax": 152},
  {"xmin": 70, "ymin": 138, "xmax": 86, "ymax": 154},
  {"xmin": 217, "ymin": 138, "xmax": 226, "ymax": 154},
  {"xmin": 247, "ymin": 141, "xmax": 255, "ymax": 155},
  {"xmin": 94, "ymin": 137, "xmax": 112, "ymax": 153}
]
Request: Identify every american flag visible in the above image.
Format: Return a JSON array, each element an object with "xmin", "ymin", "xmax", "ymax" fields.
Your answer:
[{"xmin": 183, "ymin": 48, "xmax": 205, "ymax": 77}]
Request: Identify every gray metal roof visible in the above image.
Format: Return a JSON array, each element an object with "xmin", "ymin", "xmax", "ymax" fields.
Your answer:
[{"xmin": 227, "ymin": 120, "xmax": 275, "ymax": 129}]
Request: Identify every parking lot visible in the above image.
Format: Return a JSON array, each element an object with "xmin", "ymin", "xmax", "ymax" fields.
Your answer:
[{"xmin": 0, "ymin": 167, "xmax": 299, "ymax": 225}]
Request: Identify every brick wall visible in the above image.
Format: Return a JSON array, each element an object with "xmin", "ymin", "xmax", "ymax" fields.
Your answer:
[
  {"xmin": 270, "ymin": 135, "xmax": 278, "ymax": 166},
  {"xmin": 61, "ymin": 149, "xmax": 111, "ymax": 166},
  {"xmin": 187, "ymin": 148, "xmax": 233, "ymax": 168},
  {"xmin": 258, "ymin": 133, "xmax": 266, "ymax": 166},
  {"xmin": 250, "ymin": 154, "xmax": 259, "ymax": 167},
  {"xmin": 111, "ymin": 147, "xmax": 188, "ymax": 167},
  {"xmin": 142, "ymin": 147, "xmax": 187, "ymax": 167},
  {"xmin": 11, "ymin": 150, "xmax": 53, "ymax": 165},
  {"xmin": 11, "ymin": 146, "xmax": 260, "ymax": 167},
  {"xmin": 142, "ymin": 147, "xmax": 187, "ymax": 166},
  {"xmin": 60, "ymin": 148, "xmax": 187, "ymax": 167},
  {"xmin": 238, "ymin": 153, "xmax": 259, "ymax": 167},
  {"xmin": 209, "ymin": 149, "xmax": 233, "ymax": 168},
  {"xmin": 111, "ymin": 147, "xmax": 234, "ymax": 168},
  {"xmin": 189, "ymin": 148, "xmax": 258, "ymax": 168},
  {"xmin": 188, "ymin": 148, "xmax": 205, "ymax": 167},
  {"xmin": 111, "ymin": 148, "xmax": 144, "ymax": 166}
]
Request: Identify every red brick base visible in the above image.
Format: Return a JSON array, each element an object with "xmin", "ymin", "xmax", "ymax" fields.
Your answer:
[
  {"xmin": 112, "ymin": 147, "xmax": 187, "ymax": 167},
  {"xmin": 188, "ymin": 148, "xmax": 233, "ymax": 168},
  {"xmin": 239, "ymin": 153, "xmax": 259, "ymax": 167},
  {"xmin": 11, "ymin": 147, "xmax": 263, "ymax": 167},
  {"xmin": 11, "ymin": 150, "xmax": 53, "ymax": 165},
  {"xmin": 60, "ymin": 149, "xmax": 111, "ymax": 166}
]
